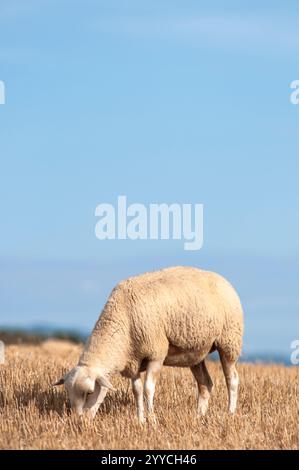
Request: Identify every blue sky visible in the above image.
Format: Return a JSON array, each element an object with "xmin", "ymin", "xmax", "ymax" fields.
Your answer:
[{"xmin": 0, "ymin": 1, "xmax": 298, "ymax": 357}]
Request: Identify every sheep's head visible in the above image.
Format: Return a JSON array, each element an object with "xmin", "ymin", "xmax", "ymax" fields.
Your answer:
[{"xmin": 53, "ymin": 365, "xmax": 115, "ymax": 417}]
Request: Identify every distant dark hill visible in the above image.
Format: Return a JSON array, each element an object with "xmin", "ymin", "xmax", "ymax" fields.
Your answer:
[
  {"xmin": 0, "ymin": 326, "xmax": 291, "ymax": 365},
  {"xmin": 0, "ymin": 326, "xmax": 86, "ymax": 345}
]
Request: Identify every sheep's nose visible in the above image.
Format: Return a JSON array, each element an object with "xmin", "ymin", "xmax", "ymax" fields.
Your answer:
[
  {"xmin": 83, "ymin": 408, "xmax": 96, "ymax": 419},
  {"xmin": 71, "ymin": 403, "xmax": 83, "ymax": 416}
]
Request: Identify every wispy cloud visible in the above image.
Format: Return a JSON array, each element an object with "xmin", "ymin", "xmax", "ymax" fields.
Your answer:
[
  {"xmin": 0, "ymin": 0, "xmax": 53, "ymax": 21},
  {"xmin": 93, "ymin": 15, "xmax": 299, "ymax": 53},
  {"xmin": 0, "ymin": 47, "xmax": 39, "ymax": 65}
]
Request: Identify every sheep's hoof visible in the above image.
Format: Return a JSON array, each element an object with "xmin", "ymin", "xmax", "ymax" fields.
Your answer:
[
  {"xmin": 138, "ymin": 416, "xmax": 146, "ymax": 425},
  {"xmin": 147, "ymin": 413, "xmax": 157, "ymax": 426},
  {"xmin": 197, "ymin": 400, "xmax": 209, "ymax": 416}
]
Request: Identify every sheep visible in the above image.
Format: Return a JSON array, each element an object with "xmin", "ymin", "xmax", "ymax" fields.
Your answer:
[{"xmin": 54, "ymin": 266, "xmax": 244, "ymax": 422}]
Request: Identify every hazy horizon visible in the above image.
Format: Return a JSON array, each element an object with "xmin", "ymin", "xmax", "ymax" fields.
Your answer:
[{"xmin": 1, "ymin": 251, "xmax": 298, "ymax": 357}]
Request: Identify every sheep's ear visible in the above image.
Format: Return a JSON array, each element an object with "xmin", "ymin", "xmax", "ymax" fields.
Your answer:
[
  {"xmin": 96, "ymin": 376, "xmax": 116, "ymax": 391},
  {"xmin": 52, "ymin": 377, "xmax": 65, "ymax": 386},
  {"xmin": 52, "ymin": 369, "xmax": 73, "ymax": 387}
]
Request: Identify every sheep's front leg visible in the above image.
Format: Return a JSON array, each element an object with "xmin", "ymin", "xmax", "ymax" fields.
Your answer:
[
  {"xmin": 132, "ymin": 374, "xmax": 145, "ymax": 423},
  {"xmin": 144, "ymin": 359, "xmax": 163, "ymax": 423}
]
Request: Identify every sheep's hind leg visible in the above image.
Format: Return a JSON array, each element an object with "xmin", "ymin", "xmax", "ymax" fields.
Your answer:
[
  {"xmin": 132, "ymin": 374, "xmax": 145, "ymax": 424},
  {"xmin": 191, "ymin": 360, "xmax": 213, "ymax": 416},
  {"xmin": 219, "ymin": 352, "xmax": 239, "ymax": 414},
  {"xmin": 144, "ymin": 359, "xmax": 163, "ymax": 423}
]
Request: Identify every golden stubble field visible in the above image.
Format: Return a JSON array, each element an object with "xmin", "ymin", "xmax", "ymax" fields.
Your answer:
[{"xmin": 0, "ymin": 340, "xmax": 298, "ymax": 450}]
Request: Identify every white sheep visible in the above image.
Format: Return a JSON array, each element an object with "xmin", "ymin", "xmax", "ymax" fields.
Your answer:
[{"xmin": 54, "ymin": 266, "xmax": 244, "ymax": 422}]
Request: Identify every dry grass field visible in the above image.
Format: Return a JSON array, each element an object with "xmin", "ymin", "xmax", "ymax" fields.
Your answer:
[{"xmin": 0, "ymin": 340, "xmax": 298, "ymax": 450}]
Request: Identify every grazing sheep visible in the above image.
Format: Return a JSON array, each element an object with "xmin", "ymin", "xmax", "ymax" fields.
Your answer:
[{"xmin": 54, "ymin": 266, "xmax": 244, "ymax": 422}]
